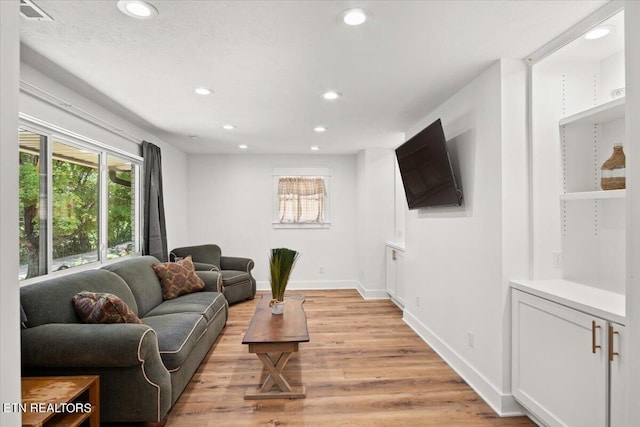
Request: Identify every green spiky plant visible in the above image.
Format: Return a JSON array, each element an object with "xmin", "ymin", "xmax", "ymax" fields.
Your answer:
[{"xmin": 269, "ymin": 248, "xmax": 300, "ymax": 303}]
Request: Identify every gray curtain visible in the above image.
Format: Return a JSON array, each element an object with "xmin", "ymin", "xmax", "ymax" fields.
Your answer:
[{"xmin": 142, "ymin": 141, "xmax": 168, "ymax": 262}]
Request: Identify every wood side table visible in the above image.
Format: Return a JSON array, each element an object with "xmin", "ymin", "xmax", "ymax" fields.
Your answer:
[
  {"xmin": 242, "ymin": 294, "xmax": 309, "ymax": 399},
  {"xmin": 21, "ymin": 375, "xmax": 100, "ymax": 427}
]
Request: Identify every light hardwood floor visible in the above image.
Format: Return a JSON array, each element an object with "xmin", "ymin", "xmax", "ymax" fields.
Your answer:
[{"xmin": 158, "ymin": 289, "xmax": 534, "ymax": 426}]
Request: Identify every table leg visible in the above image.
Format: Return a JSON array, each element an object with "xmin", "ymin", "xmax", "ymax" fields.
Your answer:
[
  {"xmin": 89, "ymin": 377, "xmax": 100, "ymax": 427},
  {"xmin": 260, "ymin": 352, "xmax": 293, "ymax": 392},
  {"xmin": 244, "ymin": 352, "xmax": 305, "ymax": 400}
]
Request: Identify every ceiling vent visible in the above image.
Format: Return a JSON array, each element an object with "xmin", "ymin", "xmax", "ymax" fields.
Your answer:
[{"xmin": 20, "ymin": 0, "xmax": 53, "ymax": 21}]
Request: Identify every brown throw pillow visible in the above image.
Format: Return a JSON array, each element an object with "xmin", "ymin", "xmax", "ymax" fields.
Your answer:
[
  {"xmin": 152, "ymin": 255, "xmax": 205, "ymax": 300},
  {"xmin": 72, "ymin": 291, "xmax": 141, "ymax": 324}
]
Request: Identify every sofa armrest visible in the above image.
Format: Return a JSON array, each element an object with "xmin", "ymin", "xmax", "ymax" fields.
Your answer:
[
  {"xmin": 220, "ymin": 256, "xmax": 254, "ymax": 273},
  {"xmin": 195, "ymin": 270, "xmax": 223, "ymax": 293},
  {"xmin": 22, "ymin": 323, "xmax": 163, "ymax": 369},
  {"xmin": 193, "ymin": 262, "xmax": 219, "ymax": 272}
]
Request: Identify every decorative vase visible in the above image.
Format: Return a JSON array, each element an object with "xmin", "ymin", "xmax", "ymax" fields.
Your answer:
[
  {"xmin": 270, "ymin": 300, "xmax": 285, "ymax": 315},
  {"xmin": 601, "ymin": 143, "xmax": 626, "ymax": 190}
]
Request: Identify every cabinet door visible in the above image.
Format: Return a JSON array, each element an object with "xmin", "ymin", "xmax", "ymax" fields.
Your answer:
[
  {"xmin": 394, "ymin": 249, "xmax": 405, "ymax": 306},
  {"xmin": 512, "ymin": 290, "xmax": 608, "ymax": 427},
  {"xmin": 609, "ymin": 323, "xmax": 626, "ymax": 427},
  {"xmin": 385, "ymin": 246, "xmax": 396, "ymax": 297}
]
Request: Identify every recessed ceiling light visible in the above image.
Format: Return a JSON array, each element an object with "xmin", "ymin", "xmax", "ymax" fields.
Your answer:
[
  {"xmin": 238, "ymin": 144, "xmax": 248, "ymax": 150},
  {"xmin": 323, "ymin": 91, "xmax": 341, "ymax": 100},
  {"xmin": 339, "ymin": 8, "xmax": 370, "ymax": 26},
  {"xmin": 585, "ymin": 26, "xmax": 612, "ymax": 40},
  {"xmin": 195, "ymin": 87, "xmax": 212, "ymax": 96},
  {"xmin": 223, "ymin": 124, "xmax": 235, "ymax": 130},
  {"xmin": 117, "ymin": 0, "xmax": 158, "ymax": 19},
  {"xmin": 310, "ymin": 146, "xmax": 320, "ymax": 151},
  {"xmin": 313, "ymin": 126, "xmax": 327, "ymax": 133}
]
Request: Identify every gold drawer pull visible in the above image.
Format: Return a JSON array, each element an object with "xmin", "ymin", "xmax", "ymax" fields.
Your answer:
[
  {"xmin": 592, "ymin": 321, "xmax": 601, "ymax": 354},
  {"xmin": 609, "ymin": 325, "xmax": 620, "ymax": 361}
]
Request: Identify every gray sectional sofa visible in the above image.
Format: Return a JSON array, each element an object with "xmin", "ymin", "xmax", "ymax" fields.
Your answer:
[{"xmin": 20, "ymin": 255, "xmax": 228, "ymax": 423}]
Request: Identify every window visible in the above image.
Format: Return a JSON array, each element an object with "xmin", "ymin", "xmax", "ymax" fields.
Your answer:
[
  {"xmin": 18, "ymin": 122, "xmax": 141, "ymax": 281},
  {"xmin": 278, "ymin": 177, "xmax": 326, "ymax": 223},
  {"xmin": 273, "ymin": 168, "xmax": 330, "ymax": 228}
]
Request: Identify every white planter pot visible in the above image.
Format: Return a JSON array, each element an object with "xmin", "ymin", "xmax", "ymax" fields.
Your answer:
[{"xmin": 270, "ymin": 301, "xmax": 285, "ymax": 315}]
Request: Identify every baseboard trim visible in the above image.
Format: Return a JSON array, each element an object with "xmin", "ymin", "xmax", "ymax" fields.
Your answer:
[
  {"xmin": 255, "ymin": 280, "xmax": 390, "ymax": 302},
  {"xmin": 402, "ymin": 309, "xmax": 525, "ymax": 418},
  {"xmin": 356, "ymin": 282, "xmax": 390, "ymax": 300},
  {"xmin": 255, "ymin": 280, "xmax": 359, "ymax": 291}
]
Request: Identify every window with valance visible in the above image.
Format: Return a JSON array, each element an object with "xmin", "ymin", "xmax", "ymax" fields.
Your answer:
[{"xmin": 277, "ymin": 176, "xmax": 326, "ymax": 223}]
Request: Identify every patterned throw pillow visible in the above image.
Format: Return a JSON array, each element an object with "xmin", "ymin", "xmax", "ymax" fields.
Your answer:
[
  {"xmin": 152, "ymin": 255, "xmax": 205, "ymax": 300},
  {"xmin": 72, "ymin": 291, "xmax": 142, "ymax": 324}
]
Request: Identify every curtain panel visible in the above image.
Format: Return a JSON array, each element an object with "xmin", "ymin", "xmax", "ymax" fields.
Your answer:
[{"xmin": 142, "ymin": 141, "xmax": 168, "ymax": 262}]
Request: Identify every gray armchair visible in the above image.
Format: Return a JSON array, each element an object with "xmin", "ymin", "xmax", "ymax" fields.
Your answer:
[{"xmin": 170, "ymin": 244, "xmax": 256, "ymax": 304}]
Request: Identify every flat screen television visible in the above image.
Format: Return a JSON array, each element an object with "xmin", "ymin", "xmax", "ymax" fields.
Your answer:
[{"xmin": 395, "ymin": 118, "xmax": 462, "ymax": 209}]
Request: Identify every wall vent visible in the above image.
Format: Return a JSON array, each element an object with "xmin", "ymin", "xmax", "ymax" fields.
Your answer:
[{"xmin": 20, "ymin": 0, "xmax": 53, "ymax": 21}]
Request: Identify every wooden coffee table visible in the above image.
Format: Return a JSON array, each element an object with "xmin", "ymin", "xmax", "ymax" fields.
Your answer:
[
  {"xmin": 21, "ymin": 375, "xmax": 100, "ymax": 427},
  {"xmin": 242, "ymin": 294, "xmax": 309, "ymax": 399}
]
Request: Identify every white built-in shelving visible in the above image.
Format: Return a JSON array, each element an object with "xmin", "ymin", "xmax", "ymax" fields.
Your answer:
[
  {"xmin": 558, "ymin": 96, "xmax": 626, "ymax": 294},
  {"xmin": 513, "ymin": 11, "xmax": 627, "ymax": 427}
]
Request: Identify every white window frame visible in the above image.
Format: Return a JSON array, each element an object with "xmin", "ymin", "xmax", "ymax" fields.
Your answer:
[
  {"xmin": 272, "ymin": 167, "xmax": 331, "ymax": 229},
  {"xmin": 19, "ymin": 115, "xmax": 143, "ymax": 285}
]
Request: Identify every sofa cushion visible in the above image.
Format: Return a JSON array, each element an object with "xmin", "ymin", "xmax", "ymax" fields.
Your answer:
[
  {"xmin": 20, "ymin": 269, "xmax": 138, "ymax": 327},
  {"xmin": 142, "ymin": 313, "xmax": 207, "ymax": 371},
  {"xmin": 72, "ymin": 291, "xmax": 142, "ymax": 324},
  {"xmin": 145, "ymin": 292, "xmax": 226, "ymax": 324},
  {"xmin": 152, "ymin": 256, "xmax": 205, "ymax": 300},
  {"xmin": 221, "ymin": 270, "xmax": 251, "ymax": 287},
  {"xmin": 103, "ymin": 256, "xmax": 164, "ymax": 317}
]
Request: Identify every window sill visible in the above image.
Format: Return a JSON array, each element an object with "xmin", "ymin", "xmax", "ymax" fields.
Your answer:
[
  {"xmin": 272, "ymin": 222, "xmax": 332, "ymax": 229},
  {"xmin": 19, "ymin": 253, "xmax": 141, "ymax": 286}
]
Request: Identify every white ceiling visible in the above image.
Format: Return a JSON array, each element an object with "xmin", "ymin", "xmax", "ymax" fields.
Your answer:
[{"xmin": 19, "ymin": 0, "xmax": 609, "ymax": 154}]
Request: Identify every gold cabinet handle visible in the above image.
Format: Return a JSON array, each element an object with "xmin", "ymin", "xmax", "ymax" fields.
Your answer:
[
  {"xmin": 609, "ymin": 325, "xmax": 620, "ymax": 361},
  {"xmin": 592, "ymin": 321, "xmax": 601, "ymax": 354},
  {"xmin": 392, "ymin": 249, "xmax": 397, "ymax": 261}
]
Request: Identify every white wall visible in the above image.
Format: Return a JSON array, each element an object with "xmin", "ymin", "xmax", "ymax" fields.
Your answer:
[
  {"xmin": 186, "ymin": 154, "xmax": 358, "ymax": 288},
  {"xmin": 0, "ymin": 2, "xmax": 22, "ymax": 425},
  {"xmin": 401, "ymin": 59, "xmax": 528, "ymax": 415},
  {"xmin": 355, "ymin": 148, "xmax": 396, "ymax": 298},
  {"xmin": 18, "ymin": 63, "xmax": 190, "ymax": 253},
  {"xmin": 625, "ymin": 1, "xmax": 640, "ymax": 423}
]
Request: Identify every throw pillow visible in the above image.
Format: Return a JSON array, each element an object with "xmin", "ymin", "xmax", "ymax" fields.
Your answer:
[
  {"xmin": 152, "ymin": 255, "xmax": 205, "ymax": 300},
  {"xmin": 72, "ymin": 291, "xmax": 142, "ymax": 324}
]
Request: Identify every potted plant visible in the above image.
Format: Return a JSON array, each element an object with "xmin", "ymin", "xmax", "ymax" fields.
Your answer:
[{"xmin": 269, "ymin": 247, "xmax": 300, "ymax": 314}]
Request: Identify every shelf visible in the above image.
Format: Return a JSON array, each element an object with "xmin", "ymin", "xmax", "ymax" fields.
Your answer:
[
  {"xmin": 559, "ymin": 97, "xmax": 625, "ymax": 126},
  {"xmin": 510, "ymin": 279, "xmax": 625, "ymax": 325},
  {"xmin": 560, "ymin": 189, "xmax": 626, "ymax": 200}
]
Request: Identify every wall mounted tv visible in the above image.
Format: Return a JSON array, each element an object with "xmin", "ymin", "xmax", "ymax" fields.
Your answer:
[{"xmin": 396, "ymin": 118, "xmax": 462, "ymax": 209}]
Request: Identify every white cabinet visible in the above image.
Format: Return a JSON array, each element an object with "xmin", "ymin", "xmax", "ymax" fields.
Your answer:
[
  {"xmin": 512, "ymin": 288, "xmax": 626, "ymax": 427},
  {"xmin": 385, "ymin": 244, "xmax": 405, "ymax": 307}
]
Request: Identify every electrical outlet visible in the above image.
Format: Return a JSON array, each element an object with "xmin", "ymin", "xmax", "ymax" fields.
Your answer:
[
  {"xmin": 319, "ymin": 267, "xmax": 324, "ymax": 274},
  {"xmin": 467, "ymin": 331, "xmax": 474, "ymax": 349},
  {"xmin": 553, "ymin": 252, "xmax": 562, "ymax": 269},
  {"xmin": 416, "ymin": 296, "xmax": 420, "ymax": 307}
]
